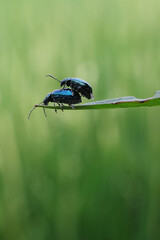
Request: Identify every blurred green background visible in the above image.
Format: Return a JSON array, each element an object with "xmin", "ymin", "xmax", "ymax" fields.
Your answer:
[{"xmin": 1, "ymin": 0, "xmax": 160, "ymax": 239}]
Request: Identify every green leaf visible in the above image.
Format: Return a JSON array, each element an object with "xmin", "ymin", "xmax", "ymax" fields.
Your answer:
[{"xmin": 35, "ymin": 90, "xmax": 160, "ymax": 111}]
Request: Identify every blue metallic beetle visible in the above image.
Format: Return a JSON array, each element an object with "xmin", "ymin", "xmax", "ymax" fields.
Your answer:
[
  {"xmin": 46, "ymin": 74, "xmax": 94, "ymax": 100},
  {"xmin": 28, "ymin": 88, "xmax": 81, "ymax": 119}
]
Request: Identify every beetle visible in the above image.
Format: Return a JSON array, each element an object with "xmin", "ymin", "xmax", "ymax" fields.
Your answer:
[
  {"xmin": 28, "ymin": 88, "xmax": 81, "ymax": 119},
  {"xmin": 46, "ymin": 74, "xmax": 94, "ymax": 100}
]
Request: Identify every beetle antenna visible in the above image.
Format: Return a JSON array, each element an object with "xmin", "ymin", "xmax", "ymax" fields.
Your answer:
[
  {"xmin": 28, "ymin": 102, "xmax": 43, "ymax": 119},
  {"xmin": 45, "ymin": 74, "xmax": 61, "ymax": 83},
  {"xmin": 28, "ymin": 106, "xmax": 36, "ymax": 119}
]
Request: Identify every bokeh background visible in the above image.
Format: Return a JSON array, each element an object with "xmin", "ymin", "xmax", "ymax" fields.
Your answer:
[{"xmin": 1, "ymin": 0, "xmax": 160, "ymax": 239}]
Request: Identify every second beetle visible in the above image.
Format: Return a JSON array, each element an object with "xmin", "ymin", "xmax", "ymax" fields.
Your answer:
[{"xmin": 46, "ymin": 74, "xmax": 94, "ymax": 100}]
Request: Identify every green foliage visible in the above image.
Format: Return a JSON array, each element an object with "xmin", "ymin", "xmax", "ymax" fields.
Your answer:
[{"xmin": 1, "ymin": 0, "xmax": 160, "ymax": 240}]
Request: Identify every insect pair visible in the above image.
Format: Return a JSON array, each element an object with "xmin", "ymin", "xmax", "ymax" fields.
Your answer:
[{"xmin": 28, "ymin": 75, "xmax": 94, "ymax": 119}]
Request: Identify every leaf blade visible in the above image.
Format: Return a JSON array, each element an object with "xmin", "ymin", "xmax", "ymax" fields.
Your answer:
[{"xmin": 35, "ymin": 90, "xmax": 160, "ymax": 110}]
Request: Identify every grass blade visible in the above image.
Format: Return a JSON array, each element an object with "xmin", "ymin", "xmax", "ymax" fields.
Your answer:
[{"xmin": 34, "ymin": 90, "xmax": 160, "ymax": 111}]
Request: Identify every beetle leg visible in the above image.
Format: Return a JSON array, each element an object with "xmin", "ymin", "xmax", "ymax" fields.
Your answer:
[
  {"xmin": 57, "ymin": 103, "xmax": 64, "ymax": 112},
  {"xmin": 69, "ymin": 104, "xmax": 75, "ymax": 109},
  {"xmin": 54, "ymin": 103, "xmax": 57, "ymax": 113},
  {"xmin": 43, "ymin": 108, "xmax": 47, "ymax": 117},
  {"xmin": 61, "ymin": 103, "xmax": 64, "ymax": 111},
  {"xmin": 60, "ymin": 84, "xmax": 66, "ymax": 91}
]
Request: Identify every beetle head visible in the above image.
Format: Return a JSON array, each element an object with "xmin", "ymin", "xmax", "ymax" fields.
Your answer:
[
  {"xmin": 43, "ymin": 92, "xmax": 52, "ymax": 105},
  {"xmin": 60, "ymin": 79, "xmax": 71, "ymax": 87}
]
